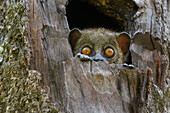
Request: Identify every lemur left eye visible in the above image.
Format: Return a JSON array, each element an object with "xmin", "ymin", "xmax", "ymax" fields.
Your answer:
[
  {"xmin": 81, "ymin": 46, "xmax": 91, "ymax": 55},
  {"xmin": 104, "ymin": 47, "xmax": 115, "ymax": 58}
]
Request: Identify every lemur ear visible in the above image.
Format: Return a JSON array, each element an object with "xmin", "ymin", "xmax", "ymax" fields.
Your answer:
[
  {"xmin": 68, "ymin": 28, "xmax": 82, "ymax": 49},
  {"xmin": 117, "ymin": 32, "xmax": 131, "ymax": 55}
]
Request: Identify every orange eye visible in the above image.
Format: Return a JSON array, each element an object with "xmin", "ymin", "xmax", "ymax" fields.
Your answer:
[
  {"xmin": 105, "ymin": 48, "xmax": 114, "ymax": 57},
  {"xmin": 82, "ymin": 46, "xmax": 91, "ymax": 55}
]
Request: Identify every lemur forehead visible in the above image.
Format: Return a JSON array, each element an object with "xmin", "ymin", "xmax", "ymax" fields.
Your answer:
[{"xmin": 81, "ymin": 28, "xmax": 118, "ymax": 38}]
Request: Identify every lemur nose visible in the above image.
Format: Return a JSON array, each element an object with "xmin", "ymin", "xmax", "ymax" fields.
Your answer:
[
  {"xmin": 92, "ymin": 53, "xmax": 109, "ymax": 63},
  {"xmin": 93, "ymin": 53, "xmax": 105, "ymax": 61},
  {"xmin": 94, "ymin": 58, "xmax": 104, "ymax": 61}
]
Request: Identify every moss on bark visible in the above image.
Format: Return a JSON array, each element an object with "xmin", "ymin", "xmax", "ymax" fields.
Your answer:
[{"xmin": 0, "ymin": 0, "xmax": 59, "ymax": 112}]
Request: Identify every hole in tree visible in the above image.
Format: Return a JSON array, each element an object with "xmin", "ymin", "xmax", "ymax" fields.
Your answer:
[{"xmin": 66, "ymin": 0, "xmax": 125, "ymax": 32}]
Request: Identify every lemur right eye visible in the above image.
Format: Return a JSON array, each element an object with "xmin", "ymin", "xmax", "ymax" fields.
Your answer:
[
  {"xmin": 104, "ymin": 47, "xmax": 115, "ymax": 58},
  {"xmin": 81, "ymin": 46, "xmax": 91, "ymax": 55}
]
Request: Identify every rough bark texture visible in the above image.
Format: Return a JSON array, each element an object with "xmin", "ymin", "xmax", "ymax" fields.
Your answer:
[
  {"xmin": 26, "ymin": 0, "xmax": 169, "ymax": 112},
  {"xmin": 132, "ymin": 0, "xmax": 169, "ymax": 89},
  {"xmin": 0, "ymin": 0, "xmax": 59, "ymax": 112},
  {"xmin": 61, "ymin": 57, "xmax": 168, "ymax": 113},
  {"xmin": 26, "ymin": 0, "xmax": 72, "ymax": 103},
  {"xmin": 0, "ymin": 0, "xmax": 169, "ymax": 112},
  {"xmin": 62, "ymin": 57, "xmax": 139, "ymax": 113}
]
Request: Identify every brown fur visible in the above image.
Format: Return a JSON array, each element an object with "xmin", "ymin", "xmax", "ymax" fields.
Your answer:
[{"xmin": 69, "ymin": 28, "xmax": 130, "ymax": 64}]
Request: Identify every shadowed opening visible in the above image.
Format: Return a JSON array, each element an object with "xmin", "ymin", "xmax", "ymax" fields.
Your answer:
[{"xmin": 66, "ymin": 0, "xmax": 125, "ymax": 32}]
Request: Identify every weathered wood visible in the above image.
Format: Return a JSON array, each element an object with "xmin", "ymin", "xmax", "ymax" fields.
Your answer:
[
  {"xmin": 26, "ymin": 0, "xmax": 72, "ymax": 102},
  {"xmin": 60, "ymin": 56, "xmax": 157, "ymax": 113},
  {"xmin": 132, "ymin": 0, "xmax": 169, "ymax": 70},
  {"xmin": 131, "ymin": 0, "xmax": 169, "ymax": 91},
  {"xmin": 25, "ymin": 0, "xmax": 169, "ymax": 112},
  {"xmin": 0, "ymin": 0, "xmax": 168, "ymax": 112}
]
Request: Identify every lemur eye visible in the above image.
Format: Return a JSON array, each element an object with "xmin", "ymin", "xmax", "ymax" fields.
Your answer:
[
  {"xmin": 104, "ymin": 47, "xmax": 115, "ymax": 57},
  {"xmin": 82, "ymin": 46, "xmax": 91, "ymax": 55}
]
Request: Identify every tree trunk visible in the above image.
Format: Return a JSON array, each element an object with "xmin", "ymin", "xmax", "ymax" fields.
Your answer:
[{"xmin": 0, "ymin": 0, "xmax": 169, "ymax": 112}]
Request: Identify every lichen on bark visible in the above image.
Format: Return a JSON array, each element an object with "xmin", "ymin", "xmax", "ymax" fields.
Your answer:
[
  {"xmin": 146, "ymin": 80, "xmax": 170, "ymax": 113},
  {"xmin": 0, "ymin": 0, "xmax": 59, "ymax": 112}
]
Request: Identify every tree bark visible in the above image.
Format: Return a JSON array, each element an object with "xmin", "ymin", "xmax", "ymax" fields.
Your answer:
[
  {"xmin": 0, "ymin": 0, "xmax": 169, "ymax": 112},
  {"xmin": 27, "ymin": 0, "xmax": 72, "ymax": 102},
  {"xmin": 26, "ymin": 0, "xmax": 169, "ymax": 112}
]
